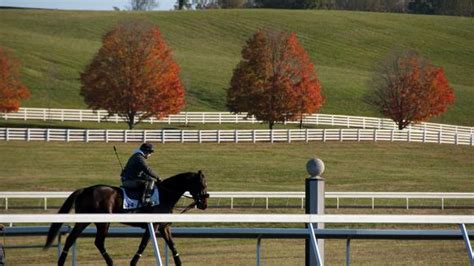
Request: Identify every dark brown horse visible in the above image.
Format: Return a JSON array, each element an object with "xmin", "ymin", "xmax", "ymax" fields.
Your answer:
[{"xmin": 44, "ymin": 171, "xmax": 209, "ymax": 266}]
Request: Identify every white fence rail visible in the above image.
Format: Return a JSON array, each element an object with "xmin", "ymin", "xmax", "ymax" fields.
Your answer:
[
  {"xmin": 2, "ymin": 191, "xmax": 473, "ymax": 210},
  {"xmin": 1, "ymin": 213, "xmax": 473, "ymax": 224},
  {"xmin": 2, "ymin": 107, "xmax": 473, "ymax": 135},
  {"xmin": 1, "ymin": 127, "xmax": 473, "ymax": 145}
]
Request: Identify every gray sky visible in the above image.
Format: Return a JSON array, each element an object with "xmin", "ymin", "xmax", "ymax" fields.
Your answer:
[{"xmin": 0, "ymin": 0, "xmax": 176, "ymax": 11}]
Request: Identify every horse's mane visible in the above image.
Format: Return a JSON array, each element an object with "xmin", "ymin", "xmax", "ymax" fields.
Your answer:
[{"xmin": 160, "ymin": 172, "xmax": 196, "ymax": 187}]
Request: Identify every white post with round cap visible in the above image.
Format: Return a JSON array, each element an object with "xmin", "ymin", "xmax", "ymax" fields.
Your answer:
[{"xmin": 305, "ymin": 158, "xmax": 325, "ymax": 266}]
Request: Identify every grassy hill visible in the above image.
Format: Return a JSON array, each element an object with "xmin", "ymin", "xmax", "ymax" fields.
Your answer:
[{"xmin": 0, "ymin": 9, "xmax": 472, "ymax": 126}]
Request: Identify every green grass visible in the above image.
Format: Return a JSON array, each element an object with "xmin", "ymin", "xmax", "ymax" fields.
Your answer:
[
  {"xmin": 0, "ymin": 9, "xmax": 473, "ymax": 126},
  {"xmin": 0, "ymin": 141, "xmax": 472, "ymax": 192},
  {"xmin": 0, "ymin": 141, "xmax": 472, "ymax": 265}
]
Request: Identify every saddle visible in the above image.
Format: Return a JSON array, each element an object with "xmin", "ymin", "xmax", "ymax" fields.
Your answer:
[{"xmin": 120, "ymin": 186, "xmax": 160, "ymax": 210}]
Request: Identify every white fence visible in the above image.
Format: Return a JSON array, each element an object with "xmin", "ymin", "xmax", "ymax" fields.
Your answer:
[
  {"xmin": 1, "ymin": 127, "xmax": 473, "ymax": 145},
  {"xmin": 2, "ymin": 107, "xmax": 473, "ymax": 135},
  {"xmin": 1, "ymin": 213, "xmax": 473, "ymax": 224},
  {"xmin": 1, "ymin": 191, "xmax": 473, "ymax": 210}
]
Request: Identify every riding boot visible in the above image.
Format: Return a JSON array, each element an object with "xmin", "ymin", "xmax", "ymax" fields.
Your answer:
[{"xmin": 142, "ymin": 180, "xmax": 155, "ymax": 207}]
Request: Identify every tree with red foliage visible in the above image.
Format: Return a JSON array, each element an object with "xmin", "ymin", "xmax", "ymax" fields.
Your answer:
[
  {"xmin": 366, "ymin": 50, "xmax": 455, "ymax": 130},
  {"xmin": 0, "ymin": 47, "xmax": 30, "ymax": 113},
  {"xmin": 227, "ymin": 29, "xmax": 324, "ymax": 129},
  {"xmin": 80, "ymin": 20, "xmax": 185, "ymax": 129}
]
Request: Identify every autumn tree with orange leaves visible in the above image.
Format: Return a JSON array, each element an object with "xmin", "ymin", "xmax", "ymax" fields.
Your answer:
[
  {"xmin": 80, "ymin": 20, "xmax": 185, "ymax": 129},
  {"xmin": 227, "ymin": 29, "xmax": 323, "ymax": 129},
  {"xmin": 0, "ymin": 47, "xmax": 30, "ymax": 112},
  {"xmin": 366, "ymin": 50, "xmax": 455, "ymax": 130}
]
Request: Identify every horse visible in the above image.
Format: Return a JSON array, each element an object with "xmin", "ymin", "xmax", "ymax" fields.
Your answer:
[{"xmin": 44, "ymin": 170, "xmax": 209, "ymax": 266}]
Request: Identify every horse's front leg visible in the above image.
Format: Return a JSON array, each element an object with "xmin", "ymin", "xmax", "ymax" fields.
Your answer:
[
  {"xmin": 159, "ymin": 223, "xmax": 181, "ymax": 266},
  {"xmin": 130, "ymin": 225, "xmax": 151, "ymax": 266}
]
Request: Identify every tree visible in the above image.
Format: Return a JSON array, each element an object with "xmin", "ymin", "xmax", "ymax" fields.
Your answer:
[
  {"xmin": 129, "ymin": 0, "xmax": 157, "ymax": 10},
  {"xmin": 0, "ymin": 47, "xmax": 30, "ymax": 113},
  {"xmin": 80, "ymin": 21, "xmax": 185, "ymax": 129},
  {"xmin": 227, "ymin": 29, "xmax": 324, "ymax": 129},
  {"xmin": 218, "ymin": 0, "xmax": 246, "ymax": 8},
  {"xmin": 365, "ymin": 50, "xmax": 455, "ymax": 130},
  {"xmin": 255, "ymin": 0, "xmax": 318, "ymax": 9}
]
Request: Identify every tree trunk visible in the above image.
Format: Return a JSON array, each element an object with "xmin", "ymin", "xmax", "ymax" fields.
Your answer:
[{"xmin": 127, "ymin": 113, "xmax": 135, "ymax": 129}]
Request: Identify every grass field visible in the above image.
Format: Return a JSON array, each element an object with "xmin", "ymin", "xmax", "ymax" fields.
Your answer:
[
  {"xmin": 0, "ymin": 139, "xmax": 472, "ymax": 265},
  {"xmin": 0, "ymin": 9, "xmax": 473, "ymax": 126},
  {"xmin": 0, "ymin": 141, "xmax": 472, "ymax": 192}
]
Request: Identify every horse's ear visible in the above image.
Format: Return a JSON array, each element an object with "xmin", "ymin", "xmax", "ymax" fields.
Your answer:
[{"xmin": 198, "ymin": 170, "xmax": 202, "ymax": 176}]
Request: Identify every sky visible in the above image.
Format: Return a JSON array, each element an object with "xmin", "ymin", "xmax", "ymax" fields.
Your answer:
[{"xmin": 0, "ymin": 0, "xmax": 176, "ymax": 11}]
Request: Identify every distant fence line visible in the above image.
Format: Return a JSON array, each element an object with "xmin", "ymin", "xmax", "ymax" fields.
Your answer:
[
  {"xmin": 2, "ymin": 107, "xmax": 473, "ymax": 135},
  {"xmin": 1, "ymin": 127, "xmax": 473, "ymax": 145},
  {"xmin": 1, "ymin": 191, "xmax": 473, "ymax": 210}
]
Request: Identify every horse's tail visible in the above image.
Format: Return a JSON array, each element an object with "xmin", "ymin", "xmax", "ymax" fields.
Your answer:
[{"xmin": 44, "ymin": 188, "xmax": 83, "ymax": 249}]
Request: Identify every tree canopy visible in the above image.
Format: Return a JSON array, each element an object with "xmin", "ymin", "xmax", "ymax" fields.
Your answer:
[
  {"xmin": 365, "ymin": 50, "xmax": 455, "ymax": 129},
  {"xmin": 80, "ymin": 20, "xmax": 185, "ymax": 129},
  {"xmin": 227, "ymin": 28, "xmax": 324, "ymax": 129},
  {"xmin": 0, "ymin": 47, "xmax": 30, "ymax": 113}
]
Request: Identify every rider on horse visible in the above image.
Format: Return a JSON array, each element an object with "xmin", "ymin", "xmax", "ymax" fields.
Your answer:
[{"xmin": 121, "ymin": 142, "xmax": 162, "ymax": 206}]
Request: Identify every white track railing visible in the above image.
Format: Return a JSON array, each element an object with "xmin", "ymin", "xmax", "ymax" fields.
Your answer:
[
  {"xmin": 1, "ymin": 213, "xmax": 473, "ymax": 224},
  {"xmin": 2, "ymin": 108, "xmax": 473, "ymax": 135},
  {"xmin": 1, "ymin": 191, "xmax": 473, "ymax": 210},
  {"xmin": 1, "ymin": 128, "xmax": 473, "ymax": 145}
]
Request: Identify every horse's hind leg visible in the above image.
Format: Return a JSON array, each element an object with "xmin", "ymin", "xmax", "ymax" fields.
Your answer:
[
  {"xmin": 95, "ymin": 223, "xmax": 113, "ymax": 266},
  {"xmin": 159, "ymin": 223, "xmax": 181, "ymax": 266},
  {"xmin": 58, "ymin": 223, "xmax": 89, "ymax": 266}
]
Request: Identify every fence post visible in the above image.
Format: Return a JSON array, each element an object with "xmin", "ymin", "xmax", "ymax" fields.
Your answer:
[
  {"xmin": 46, "ymin": 129, "xmax": 50, "ymax": 142},
  {"xmin": 143, "ymin": 130, "xmax": 147, "ymax": 143},
  {"xmin": 105, "ymin": 130, "xmax": 109, "ymax": 143},
  {"xmin": 85, "ymin": 130, "xmax": 89, "ymax": 143},
  {"xmin": 162, "ymin": 130, "xmax": 166, "ymax": 144},
  {"xmin": 97, "ymin": 111, "xmax": 100, "ymax": 123},
  {"xmin": 5, "ymin": 128, "xmax": 9, "ymax": 141},
  {"xmin": 234, "ymin": 130, "xmax": 238, "ymax": 143},
  {"xmin": 26, "ymin": 128, "xmax": 30, "ymax": 141},
  {"xmin": 66, "ymin": 129, "xmax": 70, "ymax": 142},
  {"xmin": 322, "ymin": 129, "xmax": 326, "ymax": 142},
  {"xmin": 181, "ymin": 130, "xmax": 184, "ymax": 143},
  {"xmin": 287, "ymin": 129, "xmax": 291, "ymax": 143},
  {"xmin": 124, "ymin": 130, "xmax": 128, "ymax": 143},
  {"xmin": 305, "ymin": 128, "xmax": 309, "ymax": 143},
  {"xmin": 217, "ymin": 130, "xmax": 221, "ymax": 144},
  {"xmin": 270, "ymin": 130, "xmax": 274, "ymax": 143},
  {"xmin": 340, "ymin": 129, "xmax": 343, "ymax": 142},
  {"xmin": 438, "ymin": 131, "xmax": 442, "ymax": 144},
  {"xmin": 198, "ymin": 130, "xmax": 202, "ymax": 144},
  {"xmin": 252, "ymin": 130, "xmax": 256, "ymax": 143},
  {"xmin": 23, "ymin": 108, "xmax": 27, "ymax": 120},
  {"xmin": 305, "ymin": 158, "xmax": 325, "ymax": 266}
]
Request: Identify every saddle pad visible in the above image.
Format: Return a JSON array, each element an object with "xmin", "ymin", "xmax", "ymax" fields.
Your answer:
[{"xmin": 121, "ymin": 187, "xmax": 160, "ymax": 210}]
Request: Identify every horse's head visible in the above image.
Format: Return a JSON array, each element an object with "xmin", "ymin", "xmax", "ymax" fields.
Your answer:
[{"xmin": 189, "ymin": 170, "xmax": 209, "ymax": 210}]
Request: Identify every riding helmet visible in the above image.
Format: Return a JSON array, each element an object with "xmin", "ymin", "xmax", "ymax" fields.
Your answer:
[{"xmin": 140, "ymin": 142, "xmax": 155, "ymax": 154}]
